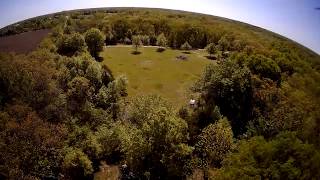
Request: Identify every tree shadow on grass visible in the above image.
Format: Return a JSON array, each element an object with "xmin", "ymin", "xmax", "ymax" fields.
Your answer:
[
  {"xmin": 95, "ymin": 56, "xmax": 104, "ymax": 62},
  {"xmin": 182, "ymin": 51, "xmax": 191, "ymax": 54},
  {"xmin": 176, "ymin": 55, "xmax": 188, "ymax": 61},
  {"xmin": 156, "ymin": 48, "xmax": 165, "ymax": 53},
  {"xmin": 131, "ymin": 51, "xmax": 141, "ymax": 55},
  {"xmin": 204, "ymin": 55, "xmax": 217, "ymax": 60}
]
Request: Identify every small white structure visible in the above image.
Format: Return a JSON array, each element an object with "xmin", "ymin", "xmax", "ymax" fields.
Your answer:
[{"xmin": 189, "ymin": 99, "xmax": 196, "ymax": 107}]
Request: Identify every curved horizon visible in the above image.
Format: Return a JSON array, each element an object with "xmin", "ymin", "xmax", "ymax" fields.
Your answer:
[{"xmin": 0, "ymin": 0, "xmax": 319, "ymax": 54}]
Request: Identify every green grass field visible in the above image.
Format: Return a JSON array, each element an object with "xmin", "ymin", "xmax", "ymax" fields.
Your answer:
[{"xmin": 101, "ymin": 46, "xmax": 213, "ymax": 106}]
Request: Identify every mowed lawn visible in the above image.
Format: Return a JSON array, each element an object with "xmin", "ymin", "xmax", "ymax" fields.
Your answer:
[{"xmin": 101, "ymin": 46, "xmax": 212, "ymax": 106}]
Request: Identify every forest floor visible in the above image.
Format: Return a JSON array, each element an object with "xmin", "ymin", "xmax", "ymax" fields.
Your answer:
[{"xmin": 101, "ymin": 46, "xmax": 213, "ymax": 107}]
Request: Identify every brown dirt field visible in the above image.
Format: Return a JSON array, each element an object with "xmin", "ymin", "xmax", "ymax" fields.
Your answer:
[{"xmin": 0, "ymin": 29, "xmax": 51, "ymax": 54}]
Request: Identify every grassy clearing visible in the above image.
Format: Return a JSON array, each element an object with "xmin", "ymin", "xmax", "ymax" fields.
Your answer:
[{"xmin": 101, "ymin": 46, "xmax": 213, "ymax": 106}]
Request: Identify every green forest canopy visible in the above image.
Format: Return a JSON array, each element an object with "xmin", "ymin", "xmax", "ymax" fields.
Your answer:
[{"xmin": 0, "ymin": 8, "xmax": 319, "ymax": 179}]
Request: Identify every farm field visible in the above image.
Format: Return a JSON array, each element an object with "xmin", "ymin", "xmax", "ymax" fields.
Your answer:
[
  {"xmin": 0, "ymin": 29, "xmax": 50, "ymax": 53},
  {"xmin": 101, "ymin": 46, "xmax": 213, "ymax": 106}
]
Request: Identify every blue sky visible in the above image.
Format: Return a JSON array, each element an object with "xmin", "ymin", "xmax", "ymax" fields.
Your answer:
[{"xmin": 0, "ymin": 0, "xmax": 319, "ymax": 54}]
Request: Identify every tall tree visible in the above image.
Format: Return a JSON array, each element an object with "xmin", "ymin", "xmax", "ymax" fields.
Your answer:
[
  {"xmin": 132, "ymin": 35, "xmax": 142, "ymax": 53},
  {"xmin": 98, "ymin": 95, "xmax": 191, "ymax": 178},
  {"xmin": 156, "ymin": 33, "xmax": 167, "ymax": 51},
  {"xmin": 195, "ymin": 118, "xmax": 234, "ymax": 167},
  {"xmin": 206, "ymin": 43, "xmax": 216, "ymax": 57},
  {"xmin": 193, "ymin": 60, "xmax": 252, "ymax": 136},
  {"xmin": 84, "ymin": 28, "xmax": 105, "ymax": 58},
  {"xmin": 181, "ymin": 41, "xmax": 192, "ymax": 52}
]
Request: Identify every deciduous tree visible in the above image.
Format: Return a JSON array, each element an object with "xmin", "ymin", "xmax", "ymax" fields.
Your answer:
[
  {"xmin": 132, "ymin": 35, "xmax": 142, "ymax": 53},
  {"xmin": 156, "ymin": 33, "xmax": 167, "ymax": 51},
  {"xmin": 195, "ymin": 118, "xmax": 234, "ymax": 167},
  {"xmin": 57, "ymin": 33, "xmax": 86, "ymax": 56},
  {"xmin": 206, "ymin": 43, "xmax": 216, "ymax": 57},
  {"xmin": 85, "ymin": 28, "xmax": 105, "ymax": 58},
  {"xmin": 181, "ymin": 41, "xmax": 192, "ymax": 51},
  {"xmin": 216, "ymin": 132, "xmax": 320, "ymax": 180}
]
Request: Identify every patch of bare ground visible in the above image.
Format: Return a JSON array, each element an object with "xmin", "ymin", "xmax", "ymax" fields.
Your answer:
[{"xmin": 0, "ymin": 29, "xmax": 51, "ymax": 53}]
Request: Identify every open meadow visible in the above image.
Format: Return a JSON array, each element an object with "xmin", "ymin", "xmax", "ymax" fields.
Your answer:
[{"xmin": 102, "ymin": 46, "xmax": 212, "ymax": 106}]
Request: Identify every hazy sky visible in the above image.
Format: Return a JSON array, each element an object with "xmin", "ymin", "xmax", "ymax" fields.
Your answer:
[{"xmin": 0, "ymin": 0, "xmax": 319, "ymax": 54}]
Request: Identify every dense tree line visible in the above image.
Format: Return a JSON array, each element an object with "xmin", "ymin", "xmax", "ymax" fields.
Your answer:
[{"xmin": 0, "ymin": 8, "xmax": 320, "ymax": 180}]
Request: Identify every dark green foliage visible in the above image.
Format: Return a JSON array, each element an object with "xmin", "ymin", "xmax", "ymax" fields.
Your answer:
[
  {"xmin": 216, "ymin": 132, "xmax": 320, "ymax": 180},
  {"xmin": 195, "ymin": 118, "xmax": 234, "ymax": 167},
  {"xmin": 0, "ymin": 48, "xmax": 122, "ymax": 179},
  {"xmin": 0, "ymin": 52, "xmax": 58, "ymax": 110},
  {"xmin": 111, "ymin": 18, "xmax": 130, "ymax": 41},
  {"xmin": 275, "ymin": 55, "xmax": 294, "ymax": 75},
  {"xmin": 110, "ymin": 95, "xmax": 192, "ymax": 178},
  {"xmin": 0, "ymin": 15, "xmax": 59, "ymax": 36},
  {"xmin": 247, "ymin": 76, "xmax": 319, "ymax": 139},
  {"xmin": 67, "ymin": 76, "xmax": 91, "ymax": 106},
  {"xmin": 247, "ymin": 54, "xmax": 282, "ymax": 81},
  {"xmin": 193, "ymin": 60, "xmax": 253, "ymax": 135},
  {"xmin": 105, "ymin": 31, "xmax": 117, "ymax": 45},
  {"xmin": 62, "ymin": 147, "xmax": 94, "ymax": 179},
  {"xmin": 217, "ymin": 35, "xmax": 232, "ymax": 51},
  {"xmin": 169, "ymin": 23, "xmax": 208, "ymax": 48},
  {"xmin": 95, "ymin": 95, "xmax": 193, "ymax": 178},
  {"xmin": 206, "ymin": 43, "xmax": 216, "ymax": 56},
  {"xmin": 84, "ymin": 28, "xmax": 105, "ymax": 58},
  {"xmin": 57, "ymin": 32, "xmax": 86, "ymax": 56}
]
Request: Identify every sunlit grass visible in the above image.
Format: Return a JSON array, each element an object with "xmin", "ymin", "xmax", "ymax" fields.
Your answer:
[{"xmin": 101, "ymin": 46, "xmax": 213, "ymax": 107}]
